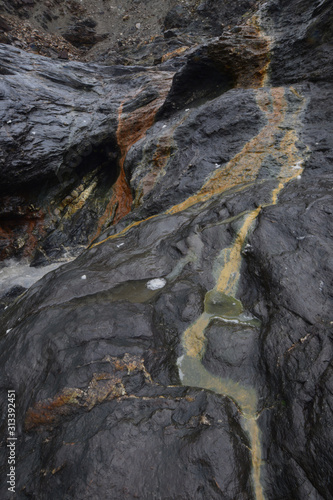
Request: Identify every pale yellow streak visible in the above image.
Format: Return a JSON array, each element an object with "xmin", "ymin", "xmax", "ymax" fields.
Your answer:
[
  {"xmin": 179, "ymin": 88, "xmax": 307, "ymax": 500},
  {"xmin": 90, "ymin": 213, "xmax": 160, "ymax": 247},
  {"xmin": 216, "ymin": 207, "xmax": 261, "ymax": 296},
  {"xmin": 243, "ymin": 417, "xmax": 264, "ymax": 500},
  {"xmin": 182, "ymin": 313, "xmax": 211, "ymax": 359},
  {"xmin": 90, "ymin": 87, "xmax": 308, "ymax": 500}
]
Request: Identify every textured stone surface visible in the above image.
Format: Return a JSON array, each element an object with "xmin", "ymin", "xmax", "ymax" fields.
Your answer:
[
  {"xmin": 0, "ymin": 0, "xmax": 259, "ymax": 65},
  {"xmin": 0, "ymin": 45, "xmax": 173, "ymax": 262},
  {"xmin": 0, "ymin": 0, "xmax": 333, "ymax": 499}
]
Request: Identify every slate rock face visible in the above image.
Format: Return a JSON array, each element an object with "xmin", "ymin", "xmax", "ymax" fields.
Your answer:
[
  {"xmin": 0, "ymin": 0, "xmax": 333, "ymax": 499},
  {"xmin": 0, "ymin": 45, "xmax": 173, "ymax": 262},
  {"xmin": 262, "ymin": 0, "xmax": 333, "ymax": 84}
]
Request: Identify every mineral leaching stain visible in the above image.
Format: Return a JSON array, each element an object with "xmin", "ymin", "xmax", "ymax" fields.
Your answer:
[
  {"xmin": 91, "ymin": 86, "xmax": 307, "ymax": 250},
  {"xmin": 177, "ymin": 209, "xmax": 264, "ymax": 500},
  {"xmin": 91, "ymin": 74, "xmax": 173, "ymax": 241},
  {"xmin": 176, "ymin": 89, "xmax": 308, "ymax": 500},
  {"xmin": 88, "ymin": 87, "xmax": 308, "ymax": 497}
]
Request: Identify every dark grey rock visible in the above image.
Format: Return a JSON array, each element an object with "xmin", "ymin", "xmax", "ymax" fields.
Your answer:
[{"xmin": 0, "ymin": 0, "xmax": 333, "ymax": 499}]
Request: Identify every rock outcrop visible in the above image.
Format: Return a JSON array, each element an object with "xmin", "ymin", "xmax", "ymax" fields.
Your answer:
[
  {"xmin": 0, "ymin": 46, "xmax": 173, "ymax": 263},
  {"xmin": 0, "ymin": 0, "xmax": 332, "ymax": 499}
]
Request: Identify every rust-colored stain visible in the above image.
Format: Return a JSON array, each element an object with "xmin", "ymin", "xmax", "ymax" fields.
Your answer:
[
  {"xmin": 25, "ymin": 354, "xmax": 154, "ymax": 431},
  {"xmin": 0, "ymin": 197, "xmax": 45, "ymax": 261},
  {"xmin": 25, "ymin": 377, "xmax": 124, "ymax": 431},
  {"xmin": 92, "ymin": 86, "xmax": 307, "ymax": 250},
  {"xmin": 91, "ymin": 74, "xmax": 173, "ymax": 242},
  {"xmin": 25, "ymin": 388, "xmax": 83, "ymax": 431},
  {"xmin": 207, "ymin": 23, "xmax": 270, "ymax": 88}
]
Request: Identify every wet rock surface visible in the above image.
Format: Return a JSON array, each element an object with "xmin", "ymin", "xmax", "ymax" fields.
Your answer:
[
  {"xmin": 0, "ymin": 45, "xmax": 173, "ymax": 262},
  {"xmin": 0, "ymin": 0, "xmax": 333, "ymax": 499}
]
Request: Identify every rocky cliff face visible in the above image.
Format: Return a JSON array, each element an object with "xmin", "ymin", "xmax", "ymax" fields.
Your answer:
[{"xmin": 0, "ymin": 0, "xmax": 332, "ymax": 499}]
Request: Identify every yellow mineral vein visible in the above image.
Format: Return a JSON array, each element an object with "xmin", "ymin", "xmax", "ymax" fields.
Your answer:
[
  {"xmin": 177, "ymin": 88, "xmax": 306, "ymax": 500},
  {"xmin": 179, "ymin": 209, "xmax": 263, "ymax": 499},
  {"xmin": 216, "ymin": 207, "xmax": 262, "ymax": 296},
  {"xmin": 89, "ymin": 87, "xmax": 307, "ymax": 500},
  {"xmin": 91, "ymin": 87, "xmax": 304, "ymax": 250}
]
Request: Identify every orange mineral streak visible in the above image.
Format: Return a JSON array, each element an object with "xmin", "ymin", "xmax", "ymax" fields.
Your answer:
[
  {"xmin": 207, "ymin": 23, "xmax": 270, "ymax": 89},
  {"xmin": 91, "ymin": 87, "xmax": 305, "ymax": 250},
  {"xmin": 22, "ymin": 215, "xmax": 45, "ymax": 258},
  {"xmin": 161, "ymin": 46, "xmax": 189, "ymax": 63},
  {"xmin": 91, "ymin": 76, "xmax": 173, "ymax": 242},
  {"xmin": 178, "ymin": 88, "xmax": 307, "ymax": 500},
  {"xmin": 25, "ymin": 377, "xmax": 124, "ymax": 431},
  {"xmin": 88, "ymin": 87, "xmax": 307, "ymax": 500}
]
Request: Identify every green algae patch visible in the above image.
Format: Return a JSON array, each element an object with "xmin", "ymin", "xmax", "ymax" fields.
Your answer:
[{"xmin": 204, "ymin": 290, "xmax": 244, "ymax": 318}]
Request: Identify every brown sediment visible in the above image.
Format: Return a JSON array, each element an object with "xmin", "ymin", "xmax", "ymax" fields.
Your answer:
[{"xmin": 91, "ymin": 74, "xmax": 173, "ymax": 242}]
